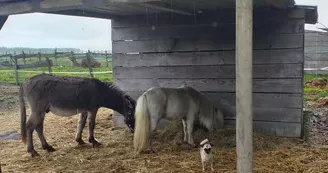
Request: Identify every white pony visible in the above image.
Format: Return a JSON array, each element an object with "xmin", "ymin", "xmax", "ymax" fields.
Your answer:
[{"xmin": 133, "ymin": 86, "xmax": 224, "ymax": 153}]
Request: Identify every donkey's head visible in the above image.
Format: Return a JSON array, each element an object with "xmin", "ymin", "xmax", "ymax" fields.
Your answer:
[{"xmin": 122, "ymin": 95, "xmax": 136, "ymax": 133}]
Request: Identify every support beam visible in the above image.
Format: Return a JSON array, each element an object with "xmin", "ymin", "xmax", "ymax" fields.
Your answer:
[
  {"xmin": 236, "ymin": 0, "xmax": 253, "ymax": 172},
  {"xmin": 138, "ymin": 2, "xmax": 192, "ymax": 15},
  {"xmin": 0, "ymin": 15, "xmax": 7, "ymax": 31}
]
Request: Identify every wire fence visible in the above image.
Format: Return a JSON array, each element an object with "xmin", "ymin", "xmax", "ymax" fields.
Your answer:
[{"xmin": 0, "ymin": 50, "xmax": 113, "ymax": 84}]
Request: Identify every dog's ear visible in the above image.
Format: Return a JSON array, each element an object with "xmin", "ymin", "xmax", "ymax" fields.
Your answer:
[
  {"xmin": 210, "ymin": 143, "xmax": 214, "ymax": 147},
  {"xmin": 200, "ymin": 144, "xmax": 204, "ymax": 148}
]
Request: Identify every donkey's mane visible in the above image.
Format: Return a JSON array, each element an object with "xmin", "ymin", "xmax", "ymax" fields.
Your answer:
[{"xmin": 103, "ymin": 81, "xmax": 126, "ymax": 97}]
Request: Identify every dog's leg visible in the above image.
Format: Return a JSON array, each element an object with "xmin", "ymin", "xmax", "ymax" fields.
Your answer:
[
  {"xmin": 182, "ymin": 119, "xmax": 188, "ymax": 143},
  {"xmin": 202, "ymin": 161, "xmax": 205, "ymax": 171},
  {"xmin": 211, "ymin": 159, "xmax": 214, "ymax": 171}
]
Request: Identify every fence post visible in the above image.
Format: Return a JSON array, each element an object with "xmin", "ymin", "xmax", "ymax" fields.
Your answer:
[
  {"xmin": 105, "ymin": 51, "xmax": 109, "ymax": 67},
  {"xmin": 11, "ymin": 55, "xmax": 19, "ymax": 85},
  {"xmin": 22, "ymin": 51, "xmax": 26, "ymax": 65},
  {"xmin": 70, "ymin": 51, "xmax": 74, "ymax": 67},
  {"xmin": 38, "ymin": 52, "xmax": 41, "ymax": 61},
  {"xmin": 86, "ymin": 51, "xmax": 94, "ymax": 78},
  {"xmin": 54, "ymin": 48, "xmax": 58, "ymax": 66},
  {"xmin": 45, "ymin": 57, "xmax": 52, "ymax": 74},
  {"xmin": 29, "ymin": 50, "xmax": 32, "ymax": 61}
]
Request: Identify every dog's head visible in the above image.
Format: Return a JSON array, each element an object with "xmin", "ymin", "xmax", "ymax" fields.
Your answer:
[{"xmin": 200, "ymin": 139, "xmax": 213, "ymax": 154}]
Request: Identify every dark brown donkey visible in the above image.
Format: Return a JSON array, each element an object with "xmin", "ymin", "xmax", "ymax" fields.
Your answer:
[{"xmin": 19, "ymin": 73, "xmax": 136, "ymax": 157}]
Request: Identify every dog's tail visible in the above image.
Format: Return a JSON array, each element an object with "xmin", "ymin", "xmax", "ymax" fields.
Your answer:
[
  {"xmin": 133, "ymin": 94, "xmax": 150, "ymax": 154},
  {"xmin": 19, "ymin": 83, "xmax": 27, "ymax": 143}
]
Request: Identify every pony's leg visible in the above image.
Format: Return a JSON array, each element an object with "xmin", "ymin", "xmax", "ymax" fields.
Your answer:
[
  {"xmin": 87, "ymin": 110, "xmax": 101, "ymax": 147},
  {"xmin": 35, "ymin": 112, "xmax": 55, "ymax": 152},
  {"xmin": 26, "ymin": 111, "xmax": 39, "ymax": 157},
  {"xmin": 186, "ymin": 116, "xmax": 196, "ymax": 146},
  {"xmin": 147, "ymin": 117, "xmax": 159, "ymax": 153},
  {"xmin": 75, "ymin": 112, "xmax": 88, "ymax": 145},
  {"xmin": 182, "ymin": 119, "xmax": 188, "ymax": 143}
]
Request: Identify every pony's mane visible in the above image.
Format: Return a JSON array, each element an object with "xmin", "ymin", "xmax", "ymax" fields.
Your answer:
[{"xmin": 187, "ymin": 87, "xmax": 217, "ymax": 118}]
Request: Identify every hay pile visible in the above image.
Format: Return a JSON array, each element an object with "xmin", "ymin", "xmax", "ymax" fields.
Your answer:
[
  {"xmin": 1, "ymin": 108, "xmax": 328, "ymax": 173},
  {"xmin": 305, "ymin": 78, "xmax": 328, "ymax": 87},
  {"xmin": 153, "ymin": 120, "xmax": 302, "ymax": 152}
]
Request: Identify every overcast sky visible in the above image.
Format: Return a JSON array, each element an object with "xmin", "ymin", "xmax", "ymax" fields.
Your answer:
[{"xmin": 0, "ymin": 0, "xmax": 326, "ymax": 51}]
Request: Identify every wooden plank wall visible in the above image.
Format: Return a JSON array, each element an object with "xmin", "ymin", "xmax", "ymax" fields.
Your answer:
[
  {"xmin": 111, "ymin": 8, "xmax": 305, "ymax": 137},
  {"xmin": 304, "ymin": 30, "xmax": 328, "ymax": 71}
]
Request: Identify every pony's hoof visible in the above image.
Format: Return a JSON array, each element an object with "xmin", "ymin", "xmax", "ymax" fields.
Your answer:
[{"xmin": 188, "ymin": 142, "xmax": 196, "ymax": 147}]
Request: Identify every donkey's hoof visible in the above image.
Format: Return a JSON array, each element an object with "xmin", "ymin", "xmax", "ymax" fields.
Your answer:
[
  {"xmin": 76, "ymin": 139, "xmax": 86, "ymax": 145},
  {"xmin": 46, "ymin": 146, "xmax": 56, "ymax": 152},
  {"xmin": 30, "ymin": 150, "xmax": 40, "ymax": 158},
  {"xmin": 92, "ymin": 140, "xmax": 102, "ymax": 147}
]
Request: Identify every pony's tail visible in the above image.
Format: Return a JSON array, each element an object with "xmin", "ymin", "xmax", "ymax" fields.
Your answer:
[
  {"xmin": 19, "ymin": 84, "xmax": 27, "ymax": 143},
  {"xmin": 133, "ymin": 94, "xmax": 150, "ymax": 153}
]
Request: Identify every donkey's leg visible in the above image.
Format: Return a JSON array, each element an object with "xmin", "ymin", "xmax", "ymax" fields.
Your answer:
[
  {"xmin": 87, "ymin": 110, "xmax": 101, "ymax": 147},
  {"xmin": 75, "ymin": 112, "xmax": 88, "ymax": 145},
  {"xmin": 26, "ymin": 111, "xmax": 40, "ymax": 157},
  {"xmin": 35, "ymin": 112, "xmax": 55, "ymax": 152},
  {"xmin": 182, "ymin": 119, "xmax": 188, "ymax": 143}
]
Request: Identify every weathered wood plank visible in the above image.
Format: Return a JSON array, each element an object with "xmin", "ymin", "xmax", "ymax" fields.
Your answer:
[
  {"xmin": 112, "ymin": 34, "xmax": 303, "ymax": 53},
  {"xmin": 113, "ymin": 49, "xmax": 303, "ymax": 67},
  {"xmin": 226, "ymin": 120, "xmax": 301, "ymax": 137},
  {"xmin": 112, "ymin": 19, "xmax": 304, "ymax": 41},
  {"xmin": 112, "ymin": 8, "xmax": 303, "ymax": 28},
  {"xmin": 305, "ymin": 61, "xmax": 328, "ymax": 68},
  {"xmin": 223, "ymin": 108, "xmax": 301, "ymax": 123},
  {"xmin": 112, "ymin": 114, "xmax": 301, "ymax": 137},
  {"xmin": 123, "ymin": 91, "xmax": 302, "ymax": 109},
  {"xmin": 114, "ymin": 78, "xmax": 302, "ymax": 93},
  {"xmin": 18, "ymin": 60, "xmax": 53, "ymax": 69},
  {"xmin": 305, "ymin": 53, "xmax": 328, "ymax": 61},
  {"xmin": 113, "ymin": 64, "xmax": 303, "ymax": 79},
  {"xmin": 305, "ymin": 36, "xmax": 328, "ymax": 42},
  {"xmin": 305, "ymin": 41, "xmax": 328, "ymax": 47},
  {"xmin": 304, "ymin": 46, "xmax": 328, "ymax": 50},
  {"xmin": 304, "ymin": 70, "xmax": 328, "ymax": 74}
]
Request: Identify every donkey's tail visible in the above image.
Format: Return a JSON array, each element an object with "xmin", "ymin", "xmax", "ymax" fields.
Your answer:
[
  {"xmin": 19, "ymin": 84, "xmax": 27, "ymax": 143},
  {"xmin": 133, "ymin": 94, "xmax": 150, "ymax": 153}
]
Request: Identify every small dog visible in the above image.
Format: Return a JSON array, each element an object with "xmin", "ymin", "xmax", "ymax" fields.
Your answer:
[{"xmin": 199, "ymin": 139, "xmax": 214, "ymax": 171}]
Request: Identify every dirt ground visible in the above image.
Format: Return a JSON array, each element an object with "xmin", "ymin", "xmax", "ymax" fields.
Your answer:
[{"xmin": 1, "ymin": 84, "xmax": 328, "ymax": 173}]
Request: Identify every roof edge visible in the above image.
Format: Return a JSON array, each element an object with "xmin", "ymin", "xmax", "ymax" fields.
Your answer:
[{"xmin": 293, "ymin": 4, "xmax": 318, "ymax": 24}]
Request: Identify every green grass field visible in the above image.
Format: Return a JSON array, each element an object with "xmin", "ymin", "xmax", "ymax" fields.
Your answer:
[{"xmin": 0, "ymin": 56, "xmax": 113, "ymax": 84}]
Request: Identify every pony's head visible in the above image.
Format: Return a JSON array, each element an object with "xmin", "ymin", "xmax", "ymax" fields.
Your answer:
[{"xmin": 122, "ymin": 95, "xmax": 136, "ymax": 133}]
